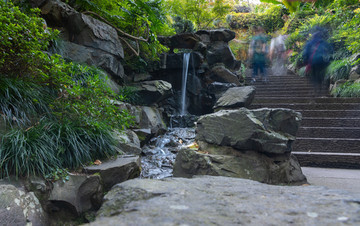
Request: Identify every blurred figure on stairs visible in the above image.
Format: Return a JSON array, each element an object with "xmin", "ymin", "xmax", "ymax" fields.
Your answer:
[
  {"xmin": 248, "ymin": 26, "xmax": 268, "ymax": 83},
  {"xmin": 269, "ymin": 32, "xmax": 288, "ymax": 76},
  {"xmin": 302, "ymin": 26, "xmax": 332, "ymax": 94}
]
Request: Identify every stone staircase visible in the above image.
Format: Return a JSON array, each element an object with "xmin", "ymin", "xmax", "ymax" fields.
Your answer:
[{"xmin": 247, "ymin": 73, "xmax": 360, "ymax": 169}]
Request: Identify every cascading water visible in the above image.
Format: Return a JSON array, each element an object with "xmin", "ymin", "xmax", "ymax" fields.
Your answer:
[{"xmin": 180, "ymin": 53, "xmax": 191, "ymax": 115}]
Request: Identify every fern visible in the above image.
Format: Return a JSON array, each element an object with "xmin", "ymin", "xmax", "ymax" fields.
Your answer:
[{"xmin": 326, "ymin": 59, "xmax": 352, "ymax": 81}]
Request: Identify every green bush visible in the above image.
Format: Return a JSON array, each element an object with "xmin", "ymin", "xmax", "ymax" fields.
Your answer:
[
  {"xmin": 326, "ymin": 59, "xmax": 352, "ymax": 81},
  {"xmin": 229, "ymin": 5, "xmax": 287, "ymax": 33},
  {"xmin": 0, "ymin": 1, "xmax": 58, "ymax": 77},
  {"xmin": 331, "ymin": 81, "xmax": 360, "ymax": 97}
]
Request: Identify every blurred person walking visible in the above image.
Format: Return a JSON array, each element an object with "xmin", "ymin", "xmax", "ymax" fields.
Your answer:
[
  {"xmin": 303, "ymin": 27, "xmax": 332, "ymax": 93},
  {"xmin": 269, "ymin": 33, "xmax": 288, "ymax": 76},
  {"xmin": 248, "ymin": 26, "xmax": 268, "ymax": 83}
]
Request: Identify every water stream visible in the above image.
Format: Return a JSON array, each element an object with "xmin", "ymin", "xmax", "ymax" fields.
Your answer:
[{"xmin": 180, "ymin": 53, "xmax": 191, "ymax": 115}]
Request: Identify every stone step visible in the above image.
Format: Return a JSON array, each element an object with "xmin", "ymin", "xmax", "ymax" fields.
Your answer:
[
  {"xmin": 293, "ymin": 152, "xmax": 360, "ymax": 169},
  {"xmin": 294, "ymin": 137, "xmax": 360, "ymax": 153},
  {"xmin": 251, "ymin": 103, "xmax": 360, "ymax": 110},
  {"xmin": 253, "ymin": 97, "xmax": 360, "ymax": 104},
  {"xmin": 301, "ymin": 117, "xmax": 360, "ymax": 127},
  {"xmin": 298, "ymin": 110, "xmax": 360, "ymax": 118},
  {"xmin": 297, "ymin": 127, "xmax": 360, "ymax": 139}
]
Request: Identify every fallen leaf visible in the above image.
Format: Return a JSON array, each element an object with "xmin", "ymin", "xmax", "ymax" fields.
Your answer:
[{"xmin": 94, "ymin": 160, "xmax": 102, "ymax": 165}]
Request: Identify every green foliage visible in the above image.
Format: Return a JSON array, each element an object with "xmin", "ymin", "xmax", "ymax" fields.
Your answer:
[
  {"xmin": 260, "ymin": 0, "xmax": 299, "ymax": 13},
  {"xmin": 331, "ymin": 81, "xmax": 360, "ymax": 97},
  {"xmin": 72, "ymin": 0, "xmax": 173, "ymax": 62},
  {"xmin": 165, "ymin": 0, "xmax": 232, "ymax": 30},
  {"xmin": 326, "ymin": 59, "xmax": 352, "ymax": 81},
  {"xmin": 0, "ymin": 119, "xmax": 118, "ymax": 178},
  {"xmin": 172, "ymin": 16, "xmax": 195, "ymax": 34},
  {"xmin": 51, "ymin": 63, "xmax": 135, "ymax": 130},
  {"xmin": 0, "ymin": 1, "xmax": 59, "ymax": 77},
  {"xmin": 0, "ymin": 77, "xmax": 53, "ymax": 127},
  {"xmin": 0, "ymin": 3, "xmax": 135, "ymax": 179},
  {"xmin": 229, "ymin": 5, "xmax": 286, "ymax": 33},
  {"xmin": 118, "ymin": 86, "xmax": 140, "ymax": 105}
]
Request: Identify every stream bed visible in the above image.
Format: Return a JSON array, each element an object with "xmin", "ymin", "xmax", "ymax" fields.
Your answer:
[{"xmin": 140, "ymin": 127, "xmax": 195, "ymax": 179}]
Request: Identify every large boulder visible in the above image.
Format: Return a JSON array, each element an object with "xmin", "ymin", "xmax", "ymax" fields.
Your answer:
[
  {"xmin": 68, "ymin": 13, "xmax": 124, "ymax": 59},
  {"xmin": 133, "ymin": 80, "xmax": 172, "ymax": 106},
  {"xmin": 83, "ymin": 156, "xmax": 141, "ymax": 191},
  {"xmin": 40, "ymin": 0, "xmax": 77, "ymax": 26},
  {"xmin": 196, "ymin": 29, "xmax": 236, "ymax": 43},
  {"xmin": 47, "ymin": 174, "xmax": 103, "ymax": 218},
  {"xmin": 196, "ymin": 108, "xmax": 301, "ymax": 154},
  {"xmin": 59, "ymin": 41, "xmax": 125, "ymax": 80},
  {"xmin": 210, "ymin": 65, "xmax": 241, "ymax": 85},
  {"xmin": 161, "ymin": 52, "xmax": 203, "ymax": 70},
  {"xmin": 173, "ymin": 147, "xmax": 306, "ymax": 185},
  {"xmin": 87, "ymin": 176, "xmax": 360, "ymax": 226},
  {"xmin": 207, "ymin": 41, "xmax": 238, "ymax": 69},
  {"xmin": 158, "ymin": 33, "xmax": 200, "ymax": 52},
  {"xmin": 0, "ymin": 184, "xmax": 48, "ymax": 226},
  {"xmin": 207, "ymin": 82, "xmax": 237, "ymax": 100},
  {"xmin": 214, "ymin": 86, "xmax": 256, "ymax": 110},
  {"xmin": 112, "ymin": 129, "xmax": 142, "ymax": 155},
  {"xmin": 349, "ymin": 65, "xmax": 360, "ymax": 81}
]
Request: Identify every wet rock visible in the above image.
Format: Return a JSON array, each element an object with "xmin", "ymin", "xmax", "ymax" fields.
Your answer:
[
  {"xmin": 210, "ymin": 64, "xmax": 241, "ymax": 85},
  {"xmin": 196, "ymin": 108, "xmax": 301, "ymax": 154},
  {"xmin": 0, "ymin": 184, "xmax": 48, "ymax": 226},
  {"xmin": 214, "ymin": 86, "xmax": 256, "ymax": 110},
  {"xmin": 47, "ymin": 174, "xmax": 103, "ymax": 218},
  {"xmin": 112, "ymin": 129, "xmax": 141, "ymax": 155},
  {"xmin": 83, "ymin": 156, "xmax": 141, "ymax": 191},
  {"xmin": 86, "ymin": 176, "xmax": 360, "ymax": 226},
  {"xmin": 133, "ymin": 128, "xmax": 153, "ymax": 146},
  {"xmin": 196, "ymin": 29, "xmax": 236, "ymax": 44},
  {"xmin": 161, "ymin": 52, "xmax": 203, "ymax": 70},
  {"xmin": 133, "ymin": 80, "xmax": 172, "ymax": 106}
]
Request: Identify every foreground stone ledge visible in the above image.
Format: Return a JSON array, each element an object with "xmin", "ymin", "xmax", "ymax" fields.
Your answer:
[{"xmin": 86, "ymin": 176, "xmax": 360, "ymax": 226}]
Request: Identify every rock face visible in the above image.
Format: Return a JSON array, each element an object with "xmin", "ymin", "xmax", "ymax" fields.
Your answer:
[
  {"xmin": 132, "ymin": 80, "xmax": 173, "ymax": 106},
  {"xmin": 47, "ymin": 174, "xmax": 103, "ymax": 218},
  {"xmin": 214, "ymin": 86, "xmax": 256, "ymax": 110},
  {"xmin": 0, "ymin": 184, "xmax": 48, "ymax": 226},
  {"xmin": 196, "ymin": 108, "xmax": 301, "ymax": 154},
  {"xmin": 210, "ymin": 65, "xmax": 241, "ymax": 85},
  {"xmin": 87, "ymin": 176, "xmax": 360, "ymax": 226},
  {"xmin": 83, "ymin": 156, "xmax": 141, "ymax": 191},
  {"xmin": 173, "ymin": 107, "xmax": 306, "ymax": 185},
  {"xmin": 40, "ymin": 0, "xmax": 125, "ymax": 82}
]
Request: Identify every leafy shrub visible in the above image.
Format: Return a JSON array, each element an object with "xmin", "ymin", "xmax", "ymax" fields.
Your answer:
[
  {"xmin": 0, "ymin": 77, "xmax": 53, "ymax": 127},
  {"xmin": 326, "ymin": 59, "xmax": 352, "ymax": 81},
  {"xmin": 0, "ymin": 119, "xmax": 118, "ymax": 178},
  {"xmin": 331, "ymin": 81, "xmax": 360, "ymax": 97},
  {"xmin": 172, "ymin": 16, "xmax": 195, "ymax": 34},
  {"xmin": 229, "ymin": 5, "xmax": 287, "ymax": 33},
  {"xmin": 0, "ymin": 1, "xmax": 58, "ymax": 77}
]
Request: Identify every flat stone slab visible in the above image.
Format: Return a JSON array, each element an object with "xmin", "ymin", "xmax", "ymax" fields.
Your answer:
[{"xmin": 88, "ymin": 176, "xmax": 360, "ymax": 226}]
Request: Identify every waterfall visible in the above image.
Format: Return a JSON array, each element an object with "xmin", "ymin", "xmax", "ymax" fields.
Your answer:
[{"xmin": 180, "ymin": 53, "xmax": 191, "ymax": 115}]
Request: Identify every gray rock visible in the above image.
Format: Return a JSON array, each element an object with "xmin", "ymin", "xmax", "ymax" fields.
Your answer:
[
  {"xmin": 83, "ymin": 156, "xmax": 141, "ymax": 191},
  {"xmin": 133, "ymin": 80, "xmax": 172, "ymax": 105},
  {"xmin": 0, "ymin": 184, "xmax": 48, "ymax": 226},
  {"xmin": 133, "ymin": 73, "xmax": 152, "ymax": 82},
  {"xmin": 214, "ymin": 86, "xmax": 256, "ymax": 110},
  {"xmin": 349, "ymin": 65, "xmax": 360, "ymax": 81},
  {"xmin": 210, "ymin": 64, "xmax": 241, "ymax": 85},
  {"xmin": 161, "ymin": 52, "xmax": 203, "ymax": 70},
  {"xmin": 196, "ymin": 108, "xmax": 301, "ymax": 154},
  {"xmin": 138, "ymin": 106, "xmax": 167, "ymax": 134},
  {"xmin": 196, "ymin": 29, "xmax": 236, "ymax": 43},
  {"xmin": 207, "ymin": 41, "xmax": 237, "ymax": 69},
  {"xmin": 86, "ymin": 176, "xmax": 360, "ymax": 226},
  {"xmin": 158, "ymin": 33, "xmax": 200, "ymax": 51},
  {"xmin": 133, "ymin": 128, "xmax": 152, "ymax": 146},
  {"xmin": 207, "ymin": 81, "xmax": 237, "ymax": 100},
  {"xmin": 173, "ymin": 148, "xmax": 306, "ymax": 185},
  {"xmin": 47, "ymin": 174, "xmax": 103, "ymax": 216},
  {"xmin": 40, "ymin": 0, "xmax": 77, "ymax": 26},
  {"xmin": 59, "ymin": 41, "xmax": 125, "ymax": 81},
  {"xmin": 68, "ymin": 13, "xmax": 124, "ymax": 59},
  {"xmin": 112, "ymin": 130, "xmax": 141, "ymax": 155}
]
